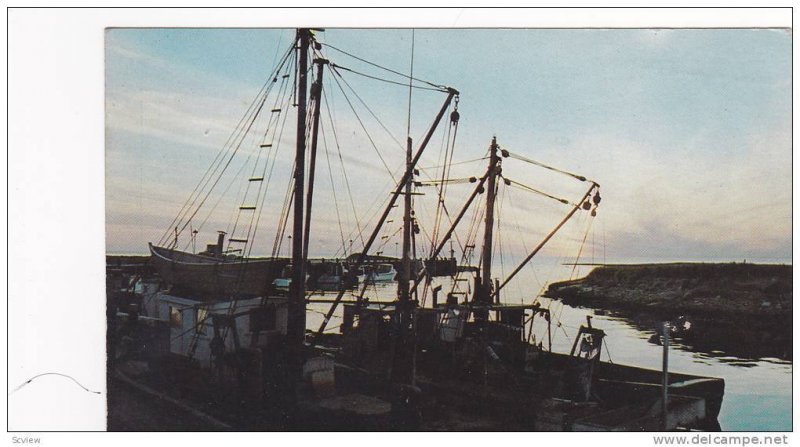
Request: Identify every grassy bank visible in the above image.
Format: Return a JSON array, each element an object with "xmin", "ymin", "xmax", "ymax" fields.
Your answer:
[
  {"xmin": 546, "ymin": 262, "xmax": 791, "ymax": 318},
  {"xmin": 545, "ymin": 263, "xmax": 792, "ymax": 360}
]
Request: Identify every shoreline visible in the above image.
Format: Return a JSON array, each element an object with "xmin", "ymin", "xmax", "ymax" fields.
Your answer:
[{"xmin": 545, "ymin": 262, "xmax": 792, "ymax": 360}]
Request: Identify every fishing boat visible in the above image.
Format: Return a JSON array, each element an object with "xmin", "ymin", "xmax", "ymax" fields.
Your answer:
[
  {"xmin": 367, "ymin": 263, "xmax": 398, "ymax": 282},
  {"xmin": 118, "ymin": 28, "xmax": 724, "ymax": 431},
  {"xmin": 316, "ymin": 262, "xmax": 359, "ymax": 289},
  {"xmin": 144, "ymin": 30, "xmax": 320, "ymax": 300},
  {"xmin": 121, "ymin": 30, "xmax": 326, "ymax": 410},
  {"xmin": 272, "ymin": 264, "xmax": 310, "ymax": 292},
  {"xmin": 313, "ymin": 134, "xmax": 725, "ymax": 430},
  {"xmin": 148, "ymin": 242, "xmax": 289, "ymax": 298}
]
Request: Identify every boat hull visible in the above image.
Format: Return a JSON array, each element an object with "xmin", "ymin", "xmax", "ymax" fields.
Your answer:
[
  {"xmin": 149, "ymin": 243, "xmax": 290, "ymax": 299},
  {"xmin": 368, "ymin": 273, "xmax": 396, "ymax": 282}
]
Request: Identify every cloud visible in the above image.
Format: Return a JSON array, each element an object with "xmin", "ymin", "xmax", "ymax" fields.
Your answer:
[
  {"xmin": 556, "ymin": 125, "xmax": 791, "ymax": 261},
  {"xmin": 105, "ymin": 29, "xmax": 791, "ymax": 266},
  {"xmin": 105, "ymin": 33, "xmax": 448, "ymax": 254}
]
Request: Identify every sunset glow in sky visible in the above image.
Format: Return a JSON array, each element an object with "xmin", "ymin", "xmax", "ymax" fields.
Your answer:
[{"xmin": 105, "ymin": 27, "xmax": 791, "ymax": 263}]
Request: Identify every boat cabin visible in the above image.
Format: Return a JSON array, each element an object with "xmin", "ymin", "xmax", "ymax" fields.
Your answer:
[{"xmin": 144, "ymin": 292, "xmax": 289, "ymax": 365}]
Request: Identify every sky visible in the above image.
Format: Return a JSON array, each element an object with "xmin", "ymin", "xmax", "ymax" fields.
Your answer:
[{"xmin": 105, "ymin": 27, "xmax": 791, "ymax": 264}]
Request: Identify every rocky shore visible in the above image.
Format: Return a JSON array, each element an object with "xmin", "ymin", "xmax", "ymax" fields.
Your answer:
[{"xmin": 545, "ymin": 263, "xmax": 792, "ymax": 360}]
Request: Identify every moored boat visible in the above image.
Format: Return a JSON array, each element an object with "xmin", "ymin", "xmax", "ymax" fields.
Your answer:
[
  {"xmin": 367, "ymin": 263, "xmax": 397, "ymax": 282},
  {"xmin": 149, "ymin": 243, "xmax": 288, "ymax": 299},
  {"xmin": 117, "ymin": 28, "xmax": 728, "ymax": 431}
]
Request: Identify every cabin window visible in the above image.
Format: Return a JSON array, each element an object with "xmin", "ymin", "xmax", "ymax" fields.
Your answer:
[
  {"xmin": 169, "ymin": 306, "xmax": 182, "ymax": 329},
  {"xmin": 196, "ymin": 308, "xmax": 208, "ymax": 335},
  {"xmin": 250, "ymin": 305, "xmax": 276, "ymax": 332}
]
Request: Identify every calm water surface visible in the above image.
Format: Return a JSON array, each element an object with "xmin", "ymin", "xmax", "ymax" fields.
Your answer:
[{"xmin": 305, "ymin": 271, "xmax": 792, "ymax": 431}]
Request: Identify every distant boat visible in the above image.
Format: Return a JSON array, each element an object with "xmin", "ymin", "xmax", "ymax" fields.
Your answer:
[
  {"xmin": 148, "ymin": 242, "xmax": 288, "ymax": 298},
  {"xmin": 316, "ymin": 261, "xmax": 360, "ymax": 289},
  {"xmin": 367, "ymin": 263, "xmax": 397, "ymax": 282},
  {"xmin": 272, "ymin": 264, "xmax": 309, "ymax": 292}
]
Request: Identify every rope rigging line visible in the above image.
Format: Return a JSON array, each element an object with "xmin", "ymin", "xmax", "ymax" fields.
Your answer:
[
  {"xmin": 431, "ymin": 147, "xmax": 491, "ymax": 261},
  {"xmin": 169, "ymin": 92, "xmax": 271, "ymax": 249},
  {"xmin": 329, "ymin": 172, "xmax": 398, "ymax": 259},
  {"xmin": 327, "ymin": 64, "xmax": 397, "ymax": 183},
  {"xmin": 419, "ymin": 156, "xmax": 488, "ymax": 170},
  {"xmin": 415, "ymin": 177, "xmax": 478, "ymax": 186},
  {"xmin": 403, "ymin": 163, "xmax": 471, "ymax": 263},
  {"xmin": 412, "ymin": 167, "xmax": 479, "ymax": 299},
  {"xmin": 224, "ymin": 60, "xmax": 294, "ymax": 250},
  {"xmin": 495, "ymin": 183, "xmax": 508, "ymax": 299},
  {"xmin": 374, "ymin": 224, "xmax": 405, "ymax": 255},
  {"xmin": 329, "ymin": 63, "xmax": 447, "ymax": 93},
  {"xmin": 167, "ymin": 54, "xmax": 298, "ymax": 254},
  {"xmin": 179, "ymin": 149, "xmax": 254, "ymax": 254},
  {"xmin": 321, "ymin": 84, "xmax": 367, "ymax": 251},
  {"xmin": 272, "ymin": 161, "xmax": 295, "ymax": 257},
  {"xmin": 502, "ymin": 176, "xmax": 575, "ymax": 206},
  {"xmin": 414, "ymin": 210, "xmax": 435, "ymax": 260},
  {"xmin": 229, "ymin": 90, "xmax": 286, "ymax": 235},
  {"xmin": 161, "ymin": 87, "xmax": 271, "ymax": 246},
  {"xmin": 493, "ymin": 180, "xmax": 598, "ymax": 306},
  {"xmin": 547, "ymin": 211, "xmax": 592, "ymax": 333},
  {"xmin": 569, "ymin": 211, "xmax": 595, "ymax": 281},
  {"xmin": 603, "ymin": 336, "xmax": 615, "ymax": 364},
  {"xmin": 420, "ymin": 102, "xmax": 467, "ymax": 267},
  {"xmin": 247, "ymin": 76, "xmax": 297, "ymax": 258},
  {"xmin": 248, "ymin": 78, "xmax": 296, "ymax": 260},
  {"xmin": 313, "ymin": 47, "xmax": 429, "ymax": 260},
  {"xmin": 449, "ymin": 198, "xmax": 485, "ymax": 297},
  {"xmin": 314, "ymin": 49, "xmax": 409, "ymax": 155},
  {"xmin": 331, "ymin": 179, "xmax": 395, "ymax": 259},
  {"xmin": 503, "ymin": 149, "xmax": 592, "ymax": 183},
  {"xmin": 430, "ymin": 107, "xmax": 454, "ymax": 253},
  {"xmin": 317, "ymin": 40, "xmax": 450, "ymax": 92},
  {"xmin": 159, "ymin": 43, "xmax": 295, "ymax": 247},
  {"xmin": 162, "ymin": 84, "xmax": 268, "ymax": 248},
  {"xmin": 320, "ymin": 119, "xmax": 348, "ymax": 256},
  {"xmin": 501, "ymin": 187, "xmax": 528, "ymax": 303},
  {"xmin": 504, "ymin": 187, "xmax": 545, "ymax": 294},
  {"xmin": 185, "ymin": 52, "xmax": 296, "ymax": 255},
  {"xmin": 406, "ymin": 28, "xmax": 415, "ymax": 138},
  {"xmin": 536, "ymin": 242, "xmax": 575, "ymax": 334}
]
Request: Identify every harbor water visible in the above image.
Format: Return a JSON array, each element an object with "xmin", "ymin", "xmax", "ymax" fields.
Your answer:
[{"xmin": 305, "ymin": 261, "xmax": 792, "ymax": 431}]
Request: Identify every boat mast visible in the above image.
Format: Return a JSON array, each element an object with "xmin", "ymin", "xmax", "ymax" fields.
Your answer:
[
  {"xmin": 478, "ymin": 137, "xmax": 500, "ymax": 307},
  {"xmin": 391, "ymin": 135, "xmax": 414, "ymax": 384},
  {"xmin": 408, "ymin": 170, "xmax": 489, "ymax": 297},
  {"xmin": 288, "ymin": 28, "xmax": 310, "ymax": 380},
  {"xmin": 494, "ymin": 181, "xmax": 599, "ymax": 299},
  {"xmin": 313, "ymin": 88, "xmax": 458, "ymax": 340},
  {"xmin": 303, "ymin": 57, "xmax": 328, "ymax": 261},
  {"xmin": 399, "ymin": 30, "xmax": 415, "ymax": 305},
  {"xmin": 399, "ymin": 137, "xmax": 412, "ymax": 302}
]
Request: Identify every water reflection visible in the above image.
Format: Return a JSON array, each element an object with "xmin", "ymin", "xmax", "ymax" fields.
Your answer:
[
  {"xmin": 304, "ymin": 277, "xmax": 791, "ymax": 431},
  {"xmin": 590, "ymin": 309, "xmax": 791, "ymax": 364}
]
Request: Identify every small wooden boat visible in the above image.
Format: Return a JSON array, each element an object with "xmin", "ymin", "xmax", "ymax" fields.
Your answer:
[{"xmin": 148, "ymin": 243, "xmax": 289, "ymax": 299}]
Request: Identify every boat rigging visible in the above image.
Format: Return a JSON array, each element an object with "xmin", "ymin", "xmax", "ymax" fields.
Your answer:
[{"xmin": 125, "ymin": 29, "xmax": 725, "ymax": 430}]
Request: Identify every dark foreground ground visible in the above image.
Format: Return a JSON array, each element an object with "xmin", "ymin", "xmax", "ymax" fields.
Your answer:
[{"xmin": 107, "ymin": 376, "xmax": 225, "ymax": 431}]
